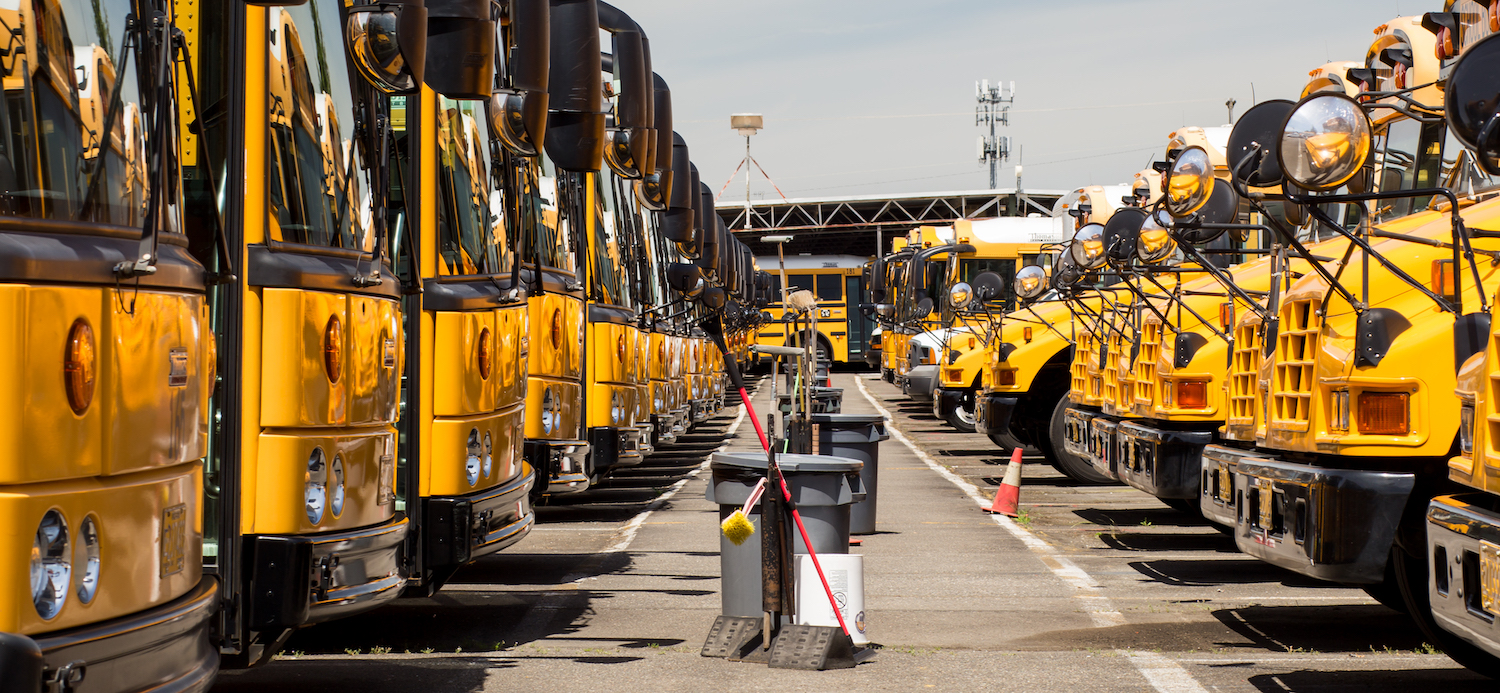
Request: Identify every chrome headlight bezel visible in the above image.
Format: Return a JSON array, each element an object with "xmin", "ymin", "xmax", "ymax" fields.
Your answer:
[
  {"xmin": 75, "ymin": 514, "xmax": 100, "ymax": 605},
  {"xmin": 466, "ymin": 428, "xmax": 483, "ymax": 487},
  {"xmin": 306, "ymin": 447, "xmax": 328, "ymax": 525},
  {"xmin": 33, "ymin": 509, "xmax": 71, "ymax": 620}
]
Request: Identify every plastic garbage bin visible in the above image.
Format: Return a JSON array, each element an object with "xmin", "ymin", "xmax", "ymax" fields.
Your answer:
[
  {"xmin": 706, "ymin": 452, "xmax": 865, "ymax": 618},
  {"xmin": 811, "ymin": 413, "xmax": 889, "ymax": 535},
  {"xmin": 811, "ymin": 387, "xmax": 844, "ymax": 413}
]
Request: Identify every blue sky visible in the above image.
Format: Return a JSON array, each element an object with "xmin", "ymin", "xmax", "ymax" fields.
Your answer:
[{"xmin": 622, "ymin": 0, "xmax": 1419, "ymax": 202}]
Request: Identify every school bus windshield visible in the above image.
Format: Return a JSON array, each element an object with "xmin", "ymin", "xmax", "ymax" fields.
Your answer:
[
  {"xmin": 0, "ymin": 1, "xmax": 148, "ymax": 225},
  {"xmin": 436, "ymin": 97, "xmax": 513, "ymax": 276}
]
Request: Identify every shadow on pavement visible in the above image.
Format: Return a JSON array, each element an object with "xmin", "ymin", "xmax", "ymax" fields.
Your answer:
[
  {"xmin": 1128, "ymin": 559, "xmax": 1337, "ymax": 588},
  {"xmin": 1098, "ymin": 531, "xmax": 1238, "ymax": 553},
  {"xmin": 214, "ymin": 659, "xmax": 491, "ymax": 692},
  {"xmin": 1075, "ymin": 507, "xmax": 1213, "ymax": 528},
  {"xmin": 1246, "ymin": 667, "xmax": 1491, "ymax": 691},
  {"xmin": 1213, "ymin": 604, "xmax": 1432, "ymax": 654}
]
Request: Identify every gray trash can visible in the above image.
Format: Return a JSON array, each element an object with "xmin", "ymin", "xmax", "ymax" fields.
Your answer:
[
  {"xmin": 811, "ymin": 413, "xmax": 889, "ymax": 535},
  {"xmin": 811, "ymin": 387, "xmax": 844, "ymax": 413},
  {"xmin": 706, "ymin": 452, "xmax": 865, "ymax": 618}
]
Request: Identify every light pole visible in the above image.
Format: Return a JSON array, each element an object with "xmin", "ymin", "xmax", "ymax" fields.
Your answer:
[{"xmin": 731, "ymin": 113, "xmax": 763, "ymax": 229}]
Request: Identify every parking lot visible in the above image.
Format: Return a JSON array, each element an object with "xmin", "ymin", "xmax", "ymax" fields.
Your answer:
[{"xmin": 212, "ymin": 372, "xmax": 1495, "ymax": 692}]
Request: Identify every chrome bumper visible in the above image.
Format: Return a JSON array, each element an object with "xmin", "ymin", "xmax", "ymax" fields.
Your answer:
[
  {"xmin": 1428, "ymin": 494, "xmax": 1500, "ymax": 661},
  {"xmin": 1232, "ymin": 456, "xmax": 1414, "ymax": 584},
  {"xmin": 1115, "ymin": 421, "xmax": 1213, "ymax": 500}
]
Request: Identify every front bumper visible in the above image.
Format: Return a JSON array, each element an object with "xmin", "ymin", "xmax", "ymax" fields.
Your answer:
[
  {"xmin": 1063, "ymin": 407, "xmax": 1117, "ymax": 481},
  {"xmin": 1115, "ymin": 421, "xmax": 1213, "ymax": 500},
  {"xmin": 865, "ymin": 348, "xmax": 882, "ymax": 369},
  {"xmin": 249, "ymin": 517, "xmax": 409, "ymax": 631},
  {"xmin": 14, "ymin": 577, "xmax": 219, "ymax": 693},
  {"xmin": 651, "ymin": 413, "xmax": 678, "ymax": 447},
  {"xmin": 1231, "ymin": 456, "xmax": 1415, "ymax": 584},
  {"xmin": 933, "ymin": 387, "xmax": 966, "ymax": 422},
  {"xmin": 424, "ymin": 469, "xmax": 536, "ymax": 576},
  {"xmin": 589, "ymin": 425, "xmax": 645, "ymax": 475},
  {"xmin": 1428, "ymin": 494, "xmax": 1500, "ymax": 660},
  {"xmin": 524, "ymin": 439, "xmax": 591, "ymax": 495},
  {"xmin": 635, "ymin": 423, "xmax": 656, "ymax": 458},
  {"xmin": 905, "ymin": 365, "xmax": 939, "ymax": 401},
  {"xmin": 976, "ymin": 393, "xmax": 1022, "ymax": 444},
  {"xmin": 690, "ymin": 398, "xmax": 711, "ymax": 423},
  {"xmin": 1199, "ymin": 444, "xmax": 1264, "ymax": 528}
]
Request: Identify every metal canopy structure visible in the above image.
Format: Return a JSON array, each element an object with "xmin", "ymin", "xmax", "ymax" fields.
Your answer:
[{"xmin": 718, "ymin": 187, "xmax": 1066, "ymax": 257}]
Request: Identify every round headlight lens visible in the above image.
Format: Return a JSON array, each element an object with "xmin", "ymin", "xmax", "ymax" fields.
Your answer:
[
  {"xmin": 76, "ymin": 514, "xmax": 100, "ymax": 605},
  {"xmin": 1278, "ymin": 92, "xmax": 1372, "ymax": 192},
  {"xmin": 483, "ymin": 431, "xmax": 494, "ymax": 479},
  {"xmin": 306, "ymin": 448, "xmax": 328, "ymax": 525},
  {"xmin": 32, "ymin": 509, "xmax": 70, "ymax": 619},
  {"xmin": 466, "ymin": 429, "xmax": 482, "ymax": 487},
  {"xmin": 1069, "ymin": 223, "xmax": 1107, "ymax": 270},
  {"xmin": 330, "ymin": 455, "xmax": 346, "ymax": 517},
  {"xmin": 1165, "ymin": 146, "xmax": 1215, "ymax": 217},
  {"xmin": 612, "ymin": 391, "xmax": 625, "ymax": 425},
  {"xmin": 1015, "ymin": 265, "xmax": 1048, "ymax": 300},
  {"xmin": 541, "ymin": 388, "xmax": 556, "ymax": 434}
]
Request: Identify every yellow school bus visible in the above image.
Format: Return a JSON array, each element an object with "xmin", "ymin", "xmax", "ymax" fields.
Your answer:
[
  {"xmin": 973, "ymin": 185, "xmax": 1128, "ymax": 483},
  {"xmin": 930, "ymin": 215, "xmax": 1069, "ymax": 430},
  {"xmin": 0, "ymin": 1, "xmax": 218, "ymax": 688},
  {"xmin": 755, "ymin": 255, "xmax": 879, "ymax": 366},
  {"xmin": 180, "ymin": 1, "xmax": 437, "ymax": 667}
]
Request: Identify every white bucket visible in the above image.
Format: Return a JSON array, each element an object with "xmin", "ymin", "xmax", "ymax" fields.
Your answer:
[{"xmin": 794, "ymin": 553, "xmax": 867, "ymax": 645}]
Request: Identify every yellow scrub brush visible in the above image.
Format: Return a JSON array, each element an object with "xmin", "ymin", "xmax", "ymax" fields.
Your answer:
[{"xmin": 721, "ymin": 478, "xmax": 767, "ymax": 545}]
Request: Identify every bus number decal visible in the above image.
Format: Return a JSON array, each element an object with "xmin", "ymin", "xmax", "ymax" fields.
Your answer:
[
  {"xmin": 168, "ymin": 348, "xmax": 189, "ymax": 387},
  {"xmin": 160, "ymin": 504, "xmax": 187, "ymax": 577}
]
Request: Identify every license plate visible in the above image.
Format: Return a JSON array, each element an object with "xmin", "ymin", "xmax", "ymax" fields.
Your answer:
[
  {"xmin": 160, "ymin": 504, "xmax": 187, "ymax": 577},
  {"xmin": 1217, "ymin": 467, "xmax": 1233, "ymax": 503},
  {"xmin": 1482, "ymin": 541, "xmax": 1500, "ymax": 615},
  {"xmin": 1257, "ymin": 486, "xmax": 1273, "ymax": 531}
]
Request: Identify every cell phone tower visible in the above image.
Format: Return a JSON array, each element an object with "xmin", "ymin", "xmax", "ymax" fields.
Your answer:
[{"xmin": 976, "ymin": 79, "xmax": 1014, "ymax": 190}]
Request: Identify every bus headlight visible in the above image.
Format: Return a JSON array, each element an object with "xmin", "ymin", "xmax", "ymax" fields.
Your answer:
[
  {"xmin": 76, "ymin": 515, "xmax": 100, "ymax": 605},
  {"xmin": 330, "ymin": 456, "xmax": 346, "ymax": 517},
  {"xmin": 466, "ymin": 429, "xmax": 483, "ymax": 487},
  {"xmin": 1461, "ymin": 402, "xmax": 1475, "ymax": 456},
  {"xmin": 32, "ymin": 509, "xmax": 70, "ymax": 619},
  {"xmin": 612, "ymin": 391, "xmax": 626, "ymax": 425},
  {"xmin": 541, "ymin": 387, "xmax": 556, "ymax": 434},
  {"xmin": 306, "ymin": 448, "xmax": 328, "ymax": 524},
  {"xmin": 483, "ymin": 431, "xmax": 494, "ymax": 478}
]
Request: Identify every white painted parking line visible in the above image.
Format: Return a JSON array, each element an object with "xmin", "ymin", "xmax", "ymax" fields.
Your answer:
[{"xmin": 855, "ymin": 376, "xmax": 1209, "ymax": 693}]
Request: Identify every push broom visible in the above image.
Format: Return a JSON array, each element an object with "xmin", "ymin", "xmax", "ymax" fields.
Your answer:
[{"xmin": 703, "ymin": 314, "xmax": 855, "ymax": 641}]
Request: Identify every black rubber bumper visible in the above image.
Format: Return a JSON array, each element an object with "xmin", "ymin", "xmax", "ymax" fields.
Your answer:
[
  {"xmin": 589, "ymin": 425, "xmax": 644, "ymax": 475},
  {"xmin": 525, "ymin": 439, "xmax": 591, "ymax": 495},
  {"xmin": 1232, "ymin": 456, "xmax": 1415, "ymax": 584},
  {"xmin": 20, "ymin": 577, "xmax": 219, "ymax": 693},
  {"xmin": 423, "ymin": 469, "xmax": 537, "ymax": 578},
  {"xmin": 933, "ymin": 387, "xmax": 965, "ymax": 421},
  {"xmin": 976, "ymin": 393, "xmax": 1019, "ymax": 442},
  {"xmin": 249, "ymin": 518, "xmax": 409, "ymax": 631},
  {"xmin": 1115, "ymin": 421, "xmax": 1213, "ymax": 500}
]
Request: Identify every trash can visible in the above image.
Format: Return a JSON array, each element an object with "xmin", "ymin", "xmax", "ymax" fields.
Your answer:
[
  {"xmin": 811, "ymin": 413, "xmax": 889, "ymax": 535},
  {"xmin": 707, "ymin": 452, "xmax": 865, "ymax": 618}
]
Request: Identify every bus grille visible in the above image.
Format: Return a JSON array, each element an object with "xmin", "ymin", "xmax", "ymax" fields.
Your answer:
[
  {"xmin": 1071, "ymin": 333, "xmax": 1092, "ymax": 397},
  {"xmin": 1228, "ymin": 322, "xmax": 1261, "ymax": 425},
  {"xmin": 1135, "ymin": 321, "xmax": 1161, "ymax": 408},
  {"xmin": 1273, "ymin": 299, "xmax": 1319, "ymax": 425}
]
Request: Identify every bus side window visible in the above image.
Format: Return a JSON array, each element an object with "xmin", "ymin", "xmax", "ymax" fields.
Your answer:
[
  {"xmin": 816, "ymin": 273, "xmax": 842, "ymax": 302},
  {"xmin": 788, "ymin": 273, "xmax": 815, "ymax": 294}
]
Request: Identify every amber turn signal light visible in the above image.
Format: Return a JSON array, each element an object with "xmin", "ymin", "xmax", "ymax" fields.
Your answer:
[
  {"xmin": 324, "ymin": 316, "xmax": 342, "ymax": 384},
  {"xmin": 64, "ymin": 318, "xmax": 96, "ymax": 414},
  {"xmin": 1177, "ymin": 380, "xmax": 1209, "ymax": 409},
  {"xmin": 477, "ymin": 327, "xmax": 492, "ymax": 380},
  {"xmin": 998, "ymin": 369, "xmax": 1017, "ymax": 386},
  {"xmin": 1358, "ymin": 392, "xmax": 1409, "ymax": 435}
]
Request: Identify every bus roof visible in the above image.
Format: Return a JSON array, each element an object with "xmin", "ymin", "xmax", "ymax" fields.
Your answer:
[{"xmin": 957, "ymin": 216, "xmax": 1069, "ymax": 245}]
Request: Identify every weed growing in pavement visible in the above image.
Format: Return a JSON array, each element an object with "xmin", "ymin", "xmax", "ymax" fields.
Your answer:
[
  {"xmin": 1284, "ymin": 646, "xmax": 1316, "ymax": 654},
  {"xmin": 1417, "ymin": 642, "xmax": 1441, "ymax": 655},
  {"xmin": 344, "ymin": 648, "xmax": 361, "ymax": 656},
  {"xmin": 648, "ymin": 643, "xmax": 661, "ymax": 649},
  {"xmin": 368, "ymin": 646, "xmax": 391, "ymax": 655},
  {"xmin": 421, "ymin": 648, "xmax": 435, "ymax": 654},
  {"xmin": 1015, "ymin": 509, "xmax": 1033, "ymax": 527},
  {"xmin": 1138, "ymin": 518, "xmax": 1154, "ymax": 527}
]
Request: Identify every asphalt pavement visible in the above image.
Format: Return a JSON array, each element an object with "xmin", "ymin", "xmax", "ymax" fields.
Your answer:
[{"xmin": 211, "ymin": 371, "xmax": 1496, "ymax": 692}]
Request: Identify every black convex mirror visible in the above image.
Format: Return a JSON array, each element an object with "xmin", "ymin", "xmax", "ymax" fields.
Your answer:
[
  {"xmin": 1445, "ymin": 32, "xmax": 1500, "ymax": 176},
  {"xmin": 1227, "ymin": 99, "xmax": 1294, "ymax": 188},
  {"xmin": 971, "ymin": 271, "xmax": 1005, "ymax": 303}
]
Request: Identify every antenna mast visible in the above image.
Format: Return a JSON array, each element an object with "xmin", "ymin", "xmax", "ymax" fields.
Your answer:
[{"xmin": 976, "ymin": 79, "xmax": 1014, "ymax": 190}]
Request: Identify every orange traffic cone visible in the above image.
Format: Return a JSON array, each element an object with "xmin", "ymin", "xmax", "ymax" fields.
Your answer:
[{"xmin": 986, "ymin": 448, "xmax": 1023, "ymax": 517}]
